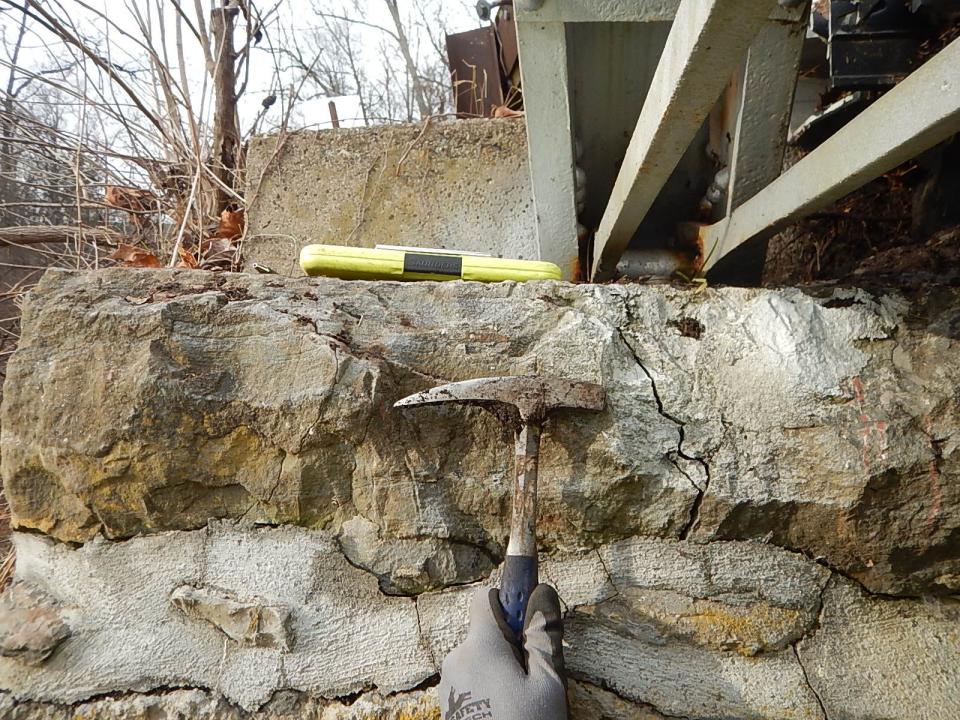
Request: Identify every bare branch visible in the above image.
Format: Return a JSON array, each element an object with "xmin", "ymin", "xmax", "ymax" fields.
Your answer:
[{"xmin": 0, "ymin": 224, "xmax": 124, "ymax": 246}]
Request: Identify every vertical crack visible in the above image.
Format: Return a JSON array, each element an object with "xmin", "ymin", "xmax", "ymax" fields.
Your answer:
[
  {"xmin": 791, "ymin": 574, "xmax": 831, "ymax": 720},
  {"xmin": 413, "ymin": 597, "xmax": 438, "ymax": 670},
  {"xmin": 792, "ymin": 643, "xmax": 830, "ymax": 720},
  {"xmin": 593, "ymin": 548, "xmax": 621, "ymax": 600},
  {"xmin": 613, "ymin": 322, "xmax": 710, "ymax": 541}
]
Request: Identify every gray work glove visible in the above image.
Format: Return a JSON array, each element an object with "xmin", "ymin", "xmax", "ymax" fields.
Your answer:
[{"xmin": 440, "ymin": 584, "xmax": 568, "ymax": 720}]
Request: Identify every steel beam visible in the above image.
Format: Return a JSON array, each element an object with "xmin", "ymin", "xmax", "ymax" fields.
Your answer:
[
  {"xmin": 515, "ymin": 18, "xmax": 579, "ymax": 278},
  {"xmin": 725, "ymin": 11, "xmax": 808, "ymax": 213},
  {"xmin": 713, "ymin": 5, "xmax": 808, "ymax": 282},
  {"xmin": 591, "ymin": 0, "xmax": 782, "ymax": 281},
  {"xmin": 702, "ymin": 36, "xmax": 960, "ymax": 277}
]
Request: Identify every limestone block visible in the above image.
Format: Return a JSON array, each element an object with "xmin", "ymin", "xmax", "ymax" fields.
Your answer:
[
  {"xmin": 244, "ymin": 120, "xmax": 538, "ymax": 275},
  {"xmin": 0, "ymin": 525, "xmax": 434, "ymax": 711},
  {"xmin": 0, "ymin": 582, "xmax": 70, "ymax": 666},
  {"xmin": 0, "ymin": 688, "xmax": 442, "ymax": 720},
  {"xmin": 2, "ymin": 270, "xmax": 958, "ymax": 597},
  {"xmin": 338, "ymin": 515, "xmax": 496, "ymax": 594},
  {"xmin": 418, "ymin": 539, "xmax": 831, "ymax": 719},
  {"xmin": 0, "ymin": 683, "xmax": 656, "ymax": 720},
  {"xmin": 2, "ymin": 522, "xmax": 959, "ymax": 719},
  {"xmin": 798, "ymin": 578, "xmax": 960, "ymax": 720},
  {"xmin": 1, "ymin": 269, "xmax": 694, "ymax": 582}
]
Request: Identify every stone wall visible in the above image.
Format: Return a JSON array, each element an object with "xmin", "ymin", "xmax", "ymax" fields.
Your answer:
[
  {"xmin": 243, "ymin": 120, "xmax": 537, "ymax": 276},
  {"xmin": 1, "ymin": 269, "xmax": 958, "ymax": 719}
]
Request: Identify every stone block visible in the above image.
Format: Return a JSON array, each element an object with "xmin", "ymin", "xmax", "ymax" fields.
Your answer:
[
  {"xmin": 243, "ymin": 120, "xmax": 537, "ymax": 275},
  {"xmin": 0, "ymin": 582, "xmax": 70, "ymax": 666},
  {"xmin": 3, "ymin": 270, "xmax": 957, "ymax": 596}
]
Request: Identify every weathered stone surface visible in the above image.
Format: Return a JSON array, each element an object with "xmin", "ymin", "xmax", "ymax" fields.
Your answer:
[
  {"xmin": 0, "ymin": 525, "xmax": 434, "ymax": 711},
  {"xmin": 419, "ymin": 540, "xmax": 836, "ymax": 719},
  {"xmin": 0, "ymin": 526, "xmax": 813, "ymax": 718},
  {"xmin": 567, "ymin": 681, "xmax": 668, "ymax": 719},
  {"xmin": 548, "ymin": 539, "xmax": 831, "ymax": 719},
  {"xmin": 338, "ymin": 515, "xmax": 496, "ymax": 594},
  {"xmin": 0, "ymin": 687, "xmax": 442, "ymax": 719},
  {"xmin": 244, "ymin": 120, "xmax": 538, "ymax": 275},
  {"xmin": 3, "ymin": 520, "xmax": 959, "ymax": 719},
  {"xmin": 798, "ymin": 578, "xmax": 960, "ymax": 720},
  {"xmin": 1, "ymin": 269, "xmax": 695, "ymax": 585},
  {"xmin": 170, "ymin": 585, "xmax": 292, "ymax": 648},
  {"xmin": 0, "ymin": 682, "xmax": 654, "ymax": 720},
  {"xmin": 0, "ymin": 582, "xmax": 70, "ymax": 666},
  {"xmin": 4, "ymin": 270, "xmax": 957, "ymax": 597},
  {"xmin": 595, "ymin": 538, "xmax": 830, "ymax": 656},
  {"xmin": 621, "ymin": 285, "xmax": 960, "ymax": 597}
]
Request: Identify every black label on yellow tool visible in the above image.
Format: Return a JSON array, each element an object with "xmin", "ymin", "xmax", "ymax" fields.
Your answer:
[{"xmin": 403, "ymin": 252, "xmax": 463, "ymax": 276}]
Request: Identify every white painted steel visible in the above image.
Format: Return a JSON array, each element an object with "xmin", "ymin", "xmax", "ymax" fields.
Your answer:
[
  {"xmin": 702, "ymin": 37, "xmax": 960, "ymax": 275},
  {"xmin": 591, "ymin": 0, "xmax": 782, "ymax": 281},
  {"xmin": 515, "ymin": 19, "xmax": 580, "ymax": 278},
  {"xmin": 725, "ymin": 13, "xmax": 808, "ymax": 213}
]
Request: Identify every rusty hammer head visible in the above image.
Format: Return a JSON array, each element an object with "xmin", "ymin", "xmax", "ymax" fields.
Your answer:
[{"xmin": 393, "ymin": 375, "xmax": 605, "ymax": 430}]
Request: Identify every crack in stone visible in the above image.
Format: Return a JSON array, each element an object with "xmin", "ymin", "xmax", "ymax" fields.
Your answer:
[
  {"xmin": 568, "ymin": 672, "xmax": 693, "ymax": 720},
  {"xmin": 774, "ymin": 541, "xmax": 923, "ymax": 601},
  {"xmin": 334, "ymin": 522, "xmax": 499, "ymax": 598},
  {"xmin": 0, "ymin": 682, "xmax": 444, "ymax": 716},
  {"xmin": 295, "ymin": 339, "xmax": 344, "ymax": 455},
  {"xmin": 0, "ymin": 683, "xmax": 234, "ymax": 710},
  {"xmin": 413, "ymin": 599, "xmax": 438, "ymax": 669},
  {"xmin": 613, "ymin": 320, "xmax": 711, "ymax": 541},
  {"xmin": 792, "ymin": 643, "xmax": 830, "ymax": 720},
  {"xmin": 264, "ymin": 450, "xmax": 287, "ymax": 509},
  {"xmin": 593, "ymin": 548, "xmax": 621, "ymax": 600}
]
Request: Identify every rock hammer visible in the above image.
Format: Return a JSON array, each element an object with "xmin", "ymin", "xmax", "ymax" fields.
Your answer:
[{"xmin": 394, "ymin": 376, "xmax": 605, "ymax": 639}]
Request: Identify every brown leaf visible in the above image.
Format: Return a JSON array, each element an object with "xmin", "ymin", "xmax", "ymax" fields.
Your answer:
[
  {"xmin": 110, "ymin": 243, "xmax": 162, "ymax": 268},
  {"xmin": 200, "ymin": 237, "xmax": 233, "ymax": 256},
  {"xmin": 215, "ymin": 209, "xmax": 244, "ymax": 240},
  {"xmin": 492, "ymin": 105, "xmax": 524, "ymax": 119},
  {"xmin": 199, "ymin": 236, "xmax": 236, "ymax": 269},
  {"xmin": 175, "ymin": 246, "xmax": 199, "ymax": 269},
  {"xmin": 106, "ymin": 185, "xmax": 155, "ymax": 213}
]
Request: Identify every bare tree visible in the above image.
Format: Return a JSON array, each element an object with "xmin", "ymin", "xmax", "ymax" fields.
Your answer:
[
  {"xmin": 0, "ymin": 5, "xmax": 28, "ymax": 219},
  {"xmin": 289, "ymin": 0, "xmax": 469, "ymax": 125},
  {"xmin": 382, "ymin": 0, "xmax": 430, "ymax": 118},
  {"xmin": 210, "ymin": 1, "xmax": 242, "ymax": 214}
]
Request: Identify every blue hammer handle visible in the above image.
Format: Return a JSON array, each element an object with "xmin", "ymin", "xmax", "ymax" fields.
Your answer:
[{"xmin": 498, "ymin": 554, "xmax": 538, "ymax": 640}]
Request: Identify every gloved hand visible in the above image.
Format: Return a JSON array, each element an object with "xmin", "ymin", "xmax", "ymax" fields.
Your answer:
[{"xmin": 439, "ymin": 584, "xmax": 568, "ymax": 720}]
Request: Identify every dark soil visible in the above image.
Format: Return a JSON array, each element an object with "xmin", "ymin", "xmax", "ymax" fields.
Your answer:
[{"xmin": 764, "ymin": 138, "xmax": 960, "ymax": 287}]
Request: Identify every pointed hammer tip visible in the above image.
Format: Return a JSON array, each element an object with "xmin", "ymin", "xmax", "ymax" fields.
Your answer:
[{"xmin": 392, "ymin": 376, "xmax": 605, "ymax": 414}]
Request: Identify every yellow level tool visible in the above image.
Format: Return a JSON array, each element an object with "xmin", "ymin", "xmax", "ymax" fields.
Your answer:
[{"xmin": 300, "ymin": 244, "xmax": 561, "ymax": 282}]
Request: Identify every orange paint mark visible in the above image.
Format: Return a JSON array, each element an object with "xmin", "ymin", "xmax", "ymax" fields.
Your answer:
[
  {"xmin": 922, "ymin": 415, "xmax": 943, "ymax": 551},
  {"xmin": 850, "ymin": 376, "xmax": 889, "ymax": 478},
  {"xmin": 851, "ymin": 376, "xmax": 865, "ymax": 404}
]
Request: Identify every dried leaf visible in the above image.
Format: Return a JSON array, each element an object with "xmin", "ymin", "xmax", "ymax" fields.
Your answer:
[
  {"xmin": 105, "ymin": 185, "xmax": 155, "ymax": 213},
  {"xmin": 215, "ymin": 209, "xmax": 244, "ymax": 240},
  {"xmin": 492, "ymin": 105, "xmax": 524, "ymax": 119},
  {"xmin": 110, "ymin": 243, "xmax": 162, "ymax": 268},
  {"xmin": 175, "ymin": 246, "xmax": 199, "ymax": 269},
  {"xmin": 200, "ymin": 237, "xmax": 233, "ymax": 256},
  {"xmin": 198, "ymin": 236, "xmax": 236, "ymax": 270}
]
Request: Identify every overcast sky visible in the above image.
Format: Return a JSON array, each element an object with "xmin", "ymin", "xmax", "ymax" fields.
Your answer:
[{"xmin": 1, "ymin": 1, "xmax": 483, "ymax": 134}]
